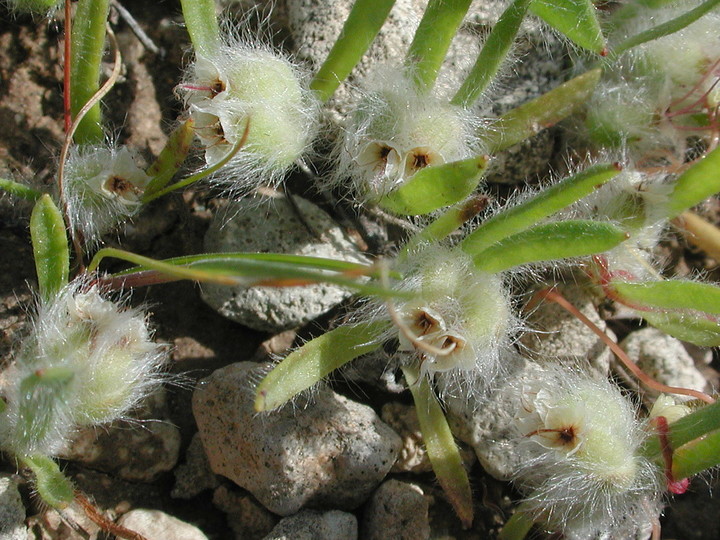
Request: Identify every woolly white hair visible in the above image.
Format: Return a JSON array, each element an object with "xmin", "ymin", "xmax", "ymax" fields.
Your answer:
[
  {"xmin": 62, "ymin": 144, "xmax": 151, "ymax": 248},
  {"xmin": 330, "ymin": 65, "xmax": 487, "ymax": 202},
  {"xmin": 354, "ymin": 243, "xmax": 520, "ymax": 398},
  {"xmin": 0, "ymin": 279, "xmax": 167, "ymax": 457},
  {"xmin": 179, "ymin": 22, "xmax": 319, "ymax": 197},
  {"xmin": 512, "ymin": 363, "xmax": 663, "ymax": 537}
]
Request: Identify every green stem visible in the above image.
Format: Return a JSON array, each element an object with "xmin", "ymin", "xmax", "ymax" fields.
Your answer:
[
  {"xmin": 406, "ymin": 0, "xmax": 473, "ymax": 92},
  {"xmin": 402, "ymin": 365, "xmax": 474, "ymax": 528},
  {"xmin": 310, "ymin": 0, "xmax": 396, "ymax": 103},
  {"xmin": 612, "ymin": 0, "xmax": 720, "ymax": 57},
  {"xmin": 666, "ymin": 145, "xmax": 720, "ymax": 219},
  {"xmin": 179, "ymin": 0, "xmax": 220, "ymax": 54},
  {"xmin": 70, "ymin": 0, "xmax": 110, "ymax": 144},
  {"xmin": 451, "ymin": 0, "xmax": 531, "ymax": 107}
]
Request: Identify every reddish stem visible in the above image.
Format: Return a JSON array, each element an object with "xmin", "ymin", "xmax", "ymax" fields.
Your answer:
[
  {"xmin": 531, "ymin": 287, "xmax": 715, "ymax": 405},
  {"xmin": 653, "ymin": 416, "xmax": 690, "ymax": 495}
]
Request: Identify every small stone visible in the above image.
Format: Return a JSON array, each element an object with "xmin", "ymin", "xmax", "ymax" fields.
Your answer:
[
  {"xmin": 446, "ymin": 354, "xmax": 543, "ymax": 480},
  {"xmin": 0, "ymin": 476, "xmax": 25, "ymax": 540},
  {"xmin": 116, "ymin": 509, "xmax": 208, "ymax": 540},
  {"xmin": 192, "ymin": 362, "xmax": 402, "ymax": 515},
  {"xmin": 262, "ymin": 510, "xmax": 357, "ymax": 540},
  {"xmin": 60, "ymin": 390, "xmax": 181, "ymax": 482},
  {"xmin": 362, "ymin": 480, "xmax": 430, "ymax": 540},
  {"xmin": 520, "ymin": 284, "xmax": 613, "ymax": 375},
  {"xmin": 172, "ymin": 433, "xmax": 220, "ymax": 499},
  {"xmin": 213, "ymin": 485, "xmax": 278, "ymax": 540},
  {"xmin": 620, "ymin": 327, "xmax": 708, "ymax": 393},
  {"xmin": 201, "ymin": 195, "xmax": 367, "ymax": 333}
]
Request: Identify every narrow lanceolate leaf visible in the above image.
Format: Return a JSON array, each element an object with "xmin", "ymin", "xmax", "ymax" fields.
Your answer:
[
  {"xmin": 70, "ymin": 0, "xmax": 110, "ymax": 144},
  {"xmin": 90, "ymin": 248, "xmax": 407, "ymax": 299},
  {"xmin": 666, "ymin": 145, "xmax": 720, "ymax": 219},
  {"xmin": 483, "ymin": 68, "xmax": 601, "ymax": 152},
  {"xmin": 642, "ymin": 400, "xmax": 720, "ymax": 460},
  {"xmin": 144, "ymin": 119, "xmax": 196, "ymax": 196},
  {"xmin": 255, "ymin": 321, "xmax": 389, "ymax": 412},
  {"xmin": 530, "ymin": 0, "xmax": 605, "ymax": 54},
  {"xmin": 21, "ymin": 455, "xmax": 75, "ymax": 509},
  {"xmin": 472, "ymin": 220, "xmax": 628, "ymax": 273},
  {"xmin": 311, "ymin": 0, "xmax": 396, "ymax": 103},
  {"xmin": 461, "ymin": 163, "xmax": 621, "ymax": 257},
  {"xmin": 180, "ymin": 0, "xmax": 220, "ymax": 54},
  {"xmin": 402, "ymin": 365, "xmax": 473, "ymax": 528},
  {"xmin": 452, "ymin": 0, "xmax": 531, "ymax": 107},
  {"xmin": 0, "ymin": 178, "xmax": 42, "ymax": 201},
  {"xmin": 672, "ymin": 428, "xmax": 720, "ymax": 480},
  {"xmin": 30, "ymin": 195, "xmax": 69, "ymax": 302},
  {"xmin": 378, "ymin": 156, "xmax": 488, "ymax": 216},
  {"xmin": 611, "ymin": 280, "xmax": 720, "ymax": 346},
  {"xmin": 407, "ymin": 0, "xmax": 473, "ymax": 91}
]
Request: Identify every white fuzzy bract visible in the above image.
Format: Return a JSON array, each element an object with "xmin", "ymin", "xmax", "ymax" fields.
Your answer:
[
  {"xmin": 513, "ymin": 364, "xmax": 663, "ymax": 537},
  {"xmin": 333, "ymin": 67, "xmax": 483, "ymax": 201},
  {"xmin": 180, "ymin": 32, "xmax": 318, "ymax": 195},
  {"xmin": 63, "ymin": 144, "xmax": 151, "ymax": 247},
  {"xmin": 0, "ymin": 280, "xmax": 166, "ymax": 457}
]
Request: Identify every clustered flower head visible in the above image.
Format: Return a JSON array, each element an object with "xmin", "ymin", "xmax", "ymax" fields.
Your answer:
[
  {"xmin": 364, "ymin": 244, "xmax": 518, "ymax": 391},
  {"xmin": 62, "ymin": 144, "xmax": 151, "ymax": 247},
  {"xmin": 333, "ymin": 66, "xmax": 483, "ymax": 202},
  {"xmin": 587, "ymin": 0, "xmax": 720, "ymax": 156},
  {"xmin": 180, "ymin": 29, "xmax": 319, "ymax": 195},
  {"xmin": 0, "ymin": 279, "xmax": 166, "ymax": 458},
  {"xmin": 512, "ymin": 364, "xmax": 663, "ymax": 537}
]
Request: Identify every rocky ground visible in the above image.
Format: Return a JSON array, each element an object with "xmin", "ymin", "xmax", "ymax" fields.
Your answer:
[{"xmin": 1, "ymin": 1, "xmax": 719, "ymax": 539}]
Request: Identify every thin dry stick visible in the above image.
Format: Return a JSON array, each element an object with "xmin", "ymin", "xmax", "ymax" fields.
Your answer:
[
  {"xmin": 57, "ymin": 23, "xmax": 123, "ymax": 269},
  {"xmin": 74, "ymin": 491, "xmax": 148, "ymax": 540},
  {"xmin": 531, "ymin": 287, "xmax": 716, "ymax": 404}
]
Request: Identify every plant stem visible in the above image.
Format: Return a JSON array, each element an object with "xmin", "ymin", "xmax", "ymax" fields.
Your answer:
[
  {"xmin": 672, "ymin": 211, "xmax": 720, "ymax": 262},
  {"xmin": 451, "ymin": 0, "xmax": 531, "ymax": 107},
  {"xmin": 406, "ymin": 0, "xmax": 472, "ymax": 92},
  {"xmin": 70, "ymin": 0, "xmax": 110, "ymax": 144},
  {"xmin": 310, "ymin": 0, "xmax": 396, "ymax": 103},
  {"xmin": 179, "ymin": 0, "xmax": 220, "ymax": 54}
]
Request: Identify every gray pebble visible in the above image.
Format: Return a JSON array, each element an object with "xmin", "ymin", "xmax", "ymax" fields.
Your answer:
[
  {"xmin": 262, "ymin": 509, "xmax": 357, "ymax": 540},
  {"xmin": 117, "ymin": 509, "xmax": 208, "ymax": 540},
  {"xmin": 362, "ymin": 479, "xmax": 430, "ymax": 540},
  {"xmin": 192, "ymin": 362, "xmax": 402, "ymax": 515},
  {"xmin": 201, "ymin": 195, "xmax": 367, "ymax": 333},
  {"xmin": 0, "ymin": 476, "xmax": 25, "ymax": 540}
]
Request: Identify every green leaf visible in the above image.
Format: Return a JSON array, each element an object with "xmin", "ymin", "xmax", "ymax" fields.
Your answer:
[
  {"xmin": 0, "ymin": 178, "xmax": 42, "ymax": 201},
  {"xmin": 30, "ymin": 195, "xmax": 69, "ymax": 302},
  {"xmin": 452, "ymin": 0, "xmax": 532, "ymax": 107},
  {"xmin": 144, "ymin": 119, "xmax": 196, "ymax": 196},
  {"xmin": 483, "ymin": 68, "xmax": 602, "ymax": 152},
  {"xmin": 613, "ymin": 0, "xmax": 720, "ymax": 57},
  {"xmin": 89, "ymin": 249, "xmax": 408, "ymax": 299},
  {"xmin": 378, "ymin": 156, "xmax": 488, "ymax": 216},
  {"xmin": 20, "ymin": 455, "xmax": 75, "ymax": 509},
  {"xmin": 472, "ymin": 220, "xmax": 629, "ymax": 273},
  {"xmin": 666, "ymin": 145, "xmax": 720, "ymax": 219},
  {"xmin": 407, "ymin": 0, "xmax": 473, "ymax": 91},
  {"xmin": 255, "ymin": 321, "xmax": 389, "ymax": 411},
  {"xmin": 311, "ymin": 0, "xmax": 397, "ymax": 103},
  {"xmin": 642, "ymin": 400, "xmax": 720, "ymax": 459},
  {"xmin": 672, "ymin": 428, "xmax": 720, "ymax": 480},
  {"xmin": 498, "ymin": 507, "xmax": 536, "ymax": 540},
  {"xmin": 611, "ymin": 280, "xmax": 720, "ymax": 345},
  {"xmin": 530, "ymin": 0, "xmax": 605, "ymax": 53},
  {"xmin": 70, "ymin": 0, "xmax": 110, "ymax": 143},
  {"xmin": 461, "ymin": 162, "xmax": 621, "ymax": 256},
  {"xmin": 180, "ymin": 0, "xmax": 220, "ymax": 54},
  {"xmin": 402, "ymin": 365, "xmax": 473, "ymax": 528}
]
